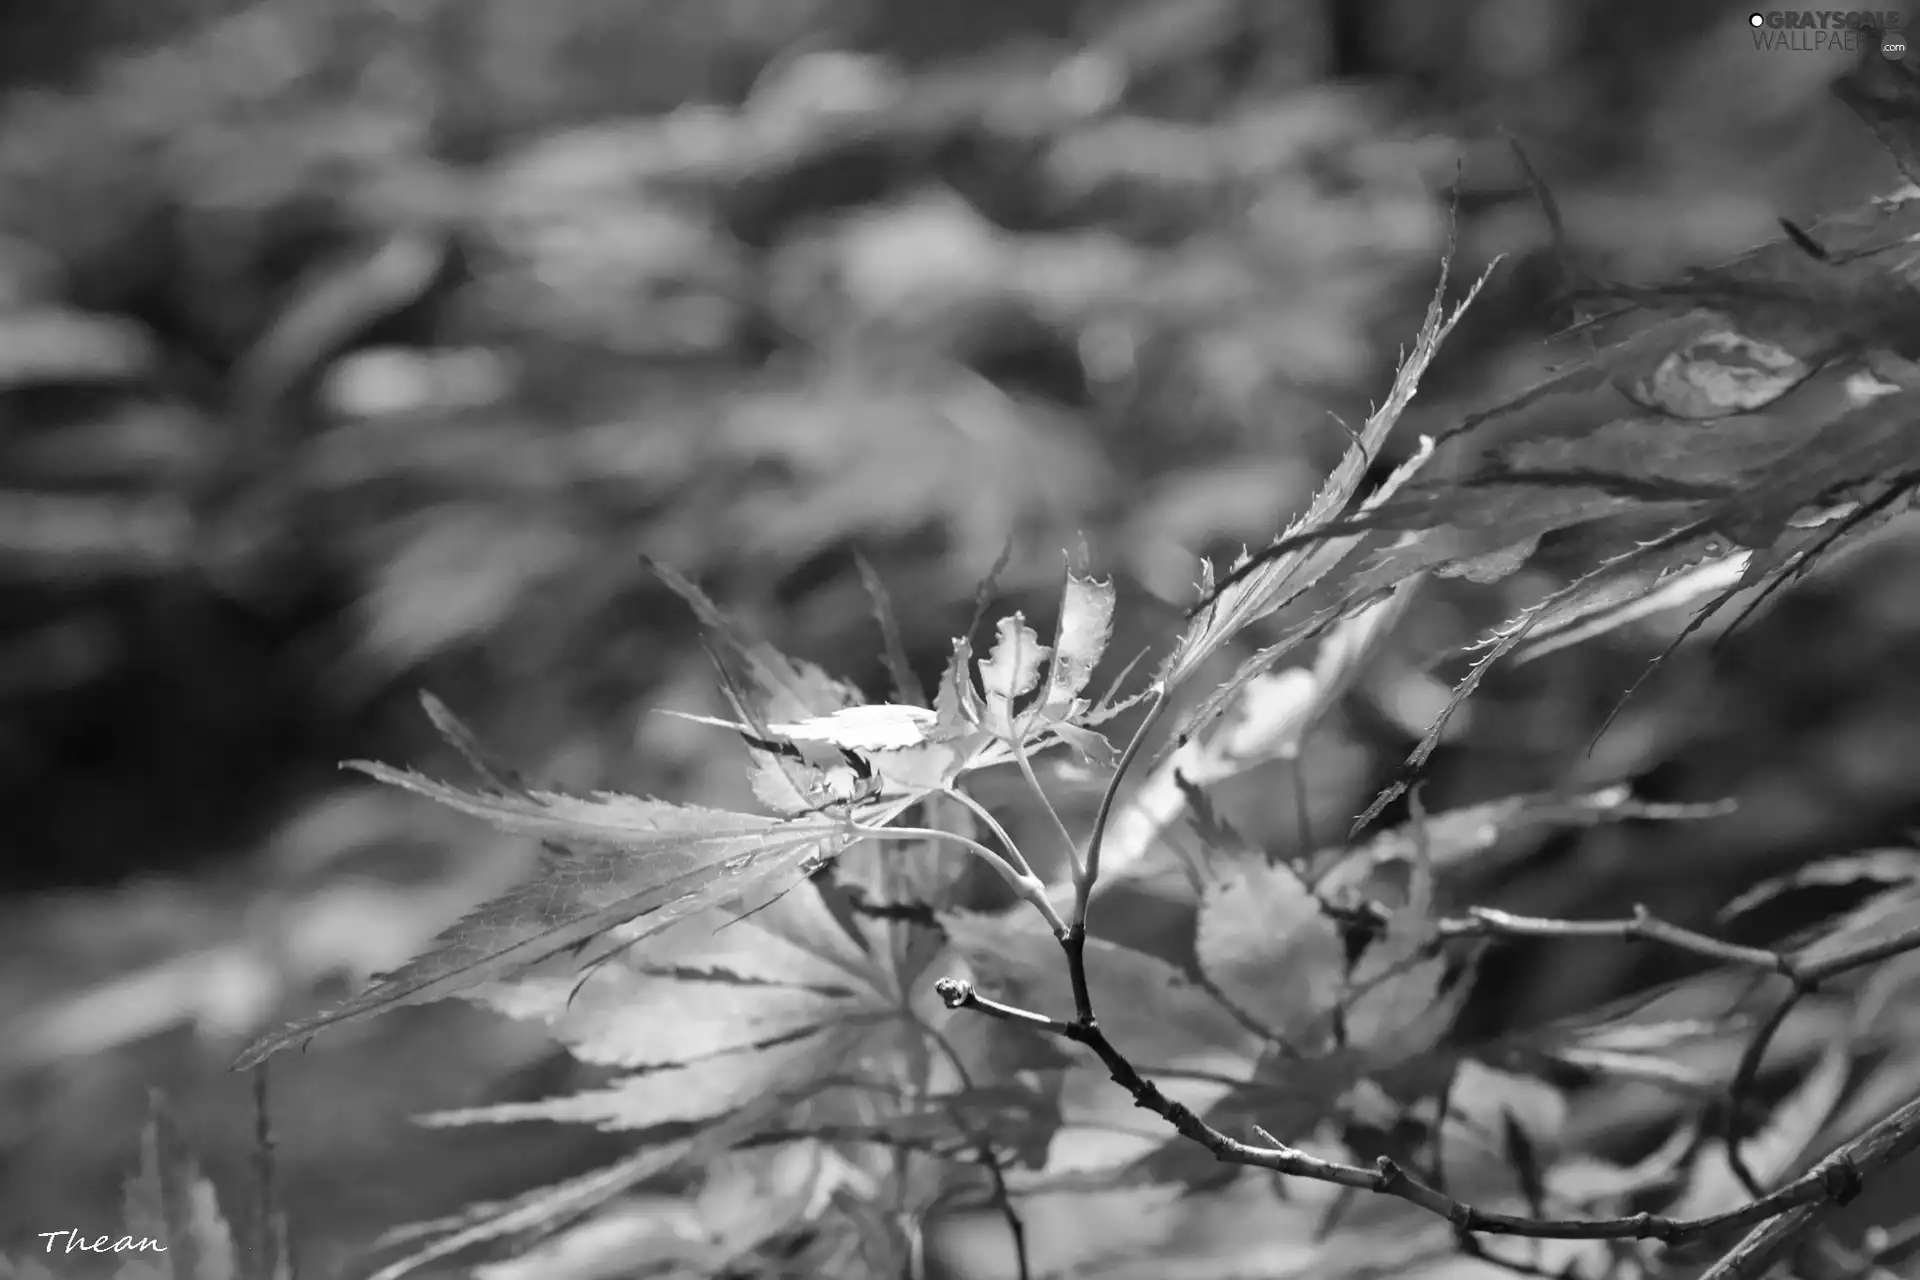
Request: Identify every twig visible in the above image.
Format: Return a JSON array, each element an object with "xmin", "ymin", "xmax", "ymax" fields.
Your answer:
[
  {"xmin": 918, "ymin": 1022, "xmax": 1033, "ymax": 1280},
  {"xmin": 1699, "ymin": 1093, "xmax": 1920, "ymax": 1280},
  {"xmin": 938, "ymin": 899, "xmax": 1920, "ymax": 1258},
  {"xmin": 1443, "ymin": 906, "xmax": 1799, "ymax": 978},
  {"xmin": 935, "ymin": 970, "xmax": 1864, "ymax": 1243}
]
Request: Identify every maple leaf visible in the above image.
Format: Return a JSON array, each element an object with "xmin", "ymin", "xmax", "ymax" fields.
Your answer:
[
  {"xmin": 232, "ymin": 772, "xmax": 880, "ymax": 1070},
  {"xmin": 648, "ymin": 558, "xmax": 870, "ymax": 813},
  {"xmin": 417, "ymin": 886, "xmax": 985, "ymax": 1135},
  {"xmin": 1169, "ymin": 230, "xmax": 1494, "ymax": 694},
  {"xmin": 940, "ymin": 905, "xmax": 1266, "ymax": 1177},
  {"xmin": 1194, "ymin": 861, "xmax": 1347, "ymax": 1041}
]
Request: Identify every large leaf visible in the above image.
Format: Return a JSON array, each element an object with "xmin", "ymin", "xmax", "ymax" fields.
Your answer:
[
  {"xmin": 232, "ymin": 771, "xmax": 863, "ymax": 1069},
  {"xmin": 1194, "ymin": 861, "xmax": 1347, "ymax": 1042}
]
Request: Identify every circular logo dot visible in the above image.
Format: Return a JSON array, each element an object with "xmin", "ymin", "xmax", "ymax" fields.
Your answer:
[
  {"xmin": 1885, "ymin": 30, "xmax": 1908, "ymax": 59},
  {"xmin": 1748, "ymin": 11, "xmax": 1765, "ymax": 26}
]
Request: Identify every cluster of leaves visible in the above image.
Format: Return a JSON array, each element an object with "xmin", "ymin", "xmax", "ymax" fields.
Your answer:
[{"xmin": 229, "ymin": 48, "xmax": 1920, "ymax": 1268}]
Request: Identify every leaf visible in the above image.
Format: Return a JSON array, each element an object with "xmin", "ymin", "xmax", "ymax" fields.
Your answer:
[
  {"xmin": 364, "ymin": 1139, "xmax": 704, "ymax": 1280},
  {"xmin": 419, "ymin": 690, "xmax": 530, "ymax": 796},
  {"xmin": 1194, "ymin": 862, "xmax": 1347, "ymax": 1042},
  {"xmin": 1042, "ymin": 544, "xmax": 1117, "ymax": 718},
  {"xmin": 749, "ymin": 704, "xmax": 942, "ymax": 753},
  {"xmin": 0, "ymin": 306, "xmax": 158, "ymax": 388},
  {"xmin": 1327, "ymin": 785, "xmax": 1732, "ymax": 881},
  {"xmin": 646, "ymin": 557, "xmax": 863, "ymax": 725},
  {"xmin": 1343, "ymin": 909, "xmax": 1457, "ymax": 1062},
  {"xmin": 936, "ymin": 1184, "xmax": 1189, "ymax": 1280},
  {"xmin": 117, "ymin": 1091, "xmax": 238, "ymax": 1280},
  {"xmin": 232, "ymin": 770, "xmax": 860, "ymax": 1070},
  {"xmin": 1700, "ymin": 375, "xmax": 1920, "ymax": 549},
  {"xmin": 1170, "ymin": 235, "xmax": 1496, "ymax": 687},
  {"xmin": 1615, "ymin": 326, "xmax": 1812, "ymax": 419},
  {"xmin": 1836, "ymin": 43, "xmax": 1920, "ymax": 184},
  {"xmin": 854, "ymin": 552, "xmax": 926, "ymax": 707},
  {"xmin": 466, "ymin": 896, "xmax": 888, "ymax": 1073},
  {"xmin": 1790, "ymin": 879, "xmax": 1920, "ymax": 969},
  {"xmin": 1351, "ymin": 528, "xmax": 1705, "ymax": 833},
  {"xmin": 422, "ymin": 1027, "xmax": 876, "ymax": 1132},
  {"xmin": 977, "ymin": 613, "xmax": 1052, "ymax": 735},
  {"xmin": 1719, "ymin": 848, "xmax": 1920, "ymax": 924},
  {"xmin": 943, "ymin": 908, "xmax": 1262, "ymax": 1068},
  {"xmin": 1512, "ymin": 538, "xmax": 1749, "ymax": 665}
]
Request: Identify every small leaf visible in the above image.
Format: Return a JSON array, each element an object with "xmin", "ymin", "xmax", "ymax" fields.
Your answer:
[
  {"xmin": 419, "ymin": 690, "xmax": 528, "ymax": 796},
  {"xmin": 854, "ymin": 553, "xmax": 926, "ymax": 707},
  {"xmin": 1042, "ymin": 546, "xmax": 1116, "ymax": 716},
  {"xmin": 976, "ymin": 614, "xmax": 1050, "ymax": 735},
  {"xmin": 932, "ymin": 635, "xmax": 984, "ymax": 739}
]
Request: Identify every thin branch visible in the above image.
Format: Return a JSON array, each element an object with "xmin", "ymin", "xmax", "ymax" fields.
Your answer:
[
  {"xmin": 936, "ymin": 898, "xmax": 1920, "ymax": 1256},
  {"xmin": 871, "ymin": 825, "xmax": 1066, "ymax": 936},
  {"xmin": 1700, "ymin": 1092, "xmax": 1920, "ymax": 1280},
  {"xmin": 939, "ymin": 964, "xmax": 1863, "ymax": 1243},
  {"xmin": 1445, "ymin": 906, "xmax": 1799, "ymax": 979},
  {"xmin": 1074, "ymin": 687, "xmax": 1169, "ymax": 934},
  {"xmin": 919, "ymin": 1021, "xmax": 1032, "ymax": 1280}
]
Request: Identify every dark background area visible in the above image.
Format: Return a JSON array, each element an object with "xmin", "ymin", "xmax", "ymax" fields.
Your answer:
[{"xmin": 3, "ymin": 1, "xmax": 1919, "ymax": 1276}]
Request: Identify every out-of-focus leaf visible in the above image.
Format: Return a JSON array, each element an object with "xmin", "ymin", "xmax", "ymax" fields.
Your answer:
[
  {"xmin": 1194, "ymin": 861, "xmax": 1346, "ymax": 1041},
  {"xmin": 0, "ymin": 306, "xmax": 157, "ymax": 387},
  {"xmin": 1669, "ymin": 1040, "xmax": 1851, "ymax": 1219},
  {"xmin": 942, "ymin": 907, "xmax": 1263, "ymax": 1069},
  {"xmin": 116, "ymin": 1092, "xmax": 237, "ymax": 1280},
  {"xmin": 365, "ymin": 1138, "xmax": 704, "ymax": 1280},
  {"xmin": 0, "ymin": 1254, "xmax": 61, "ymax": 1280},
  {"xmin": 1719, "ymin": 848, "xmax": 1920, "ymax": 924},
  {"xmin": 1789, "ymin": 880, "xmax": 1920, "ymax": 969}
]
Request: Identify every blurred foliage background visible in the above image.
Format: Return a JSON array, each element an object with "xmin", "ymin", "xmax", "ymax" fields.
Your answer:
[{"xmin": 3, "ymin": 0, "xmax": 1920, "ymax": 1275}]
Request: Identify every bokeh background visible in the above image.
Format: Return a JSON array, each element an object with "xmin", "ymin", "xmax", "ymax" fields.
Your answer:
[{"xmin": 4, "ymin": 0, "xmax": 1920, "ymax": 1276}]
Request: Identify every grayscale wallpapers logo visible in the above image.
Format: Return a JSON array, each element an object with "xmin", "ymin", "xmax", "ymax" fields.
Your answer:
[{"xmin": 1747, "ymin": 10, "xmax": 1907, "ymax": 54}]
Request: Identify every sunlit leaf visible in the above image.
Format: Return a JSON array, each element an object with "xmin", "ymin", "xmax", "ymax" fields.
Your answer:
[{"xmin": 232, "ymin": 771, "xmax": 864, "ymax": 1069}]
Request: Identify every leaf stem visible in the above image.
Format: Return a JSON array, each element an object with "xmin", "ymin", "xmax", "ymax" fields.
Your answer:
[
  {"xmin": 1074, "ymin": 687, "xmax": 1167, "ymax": 933},
  {"xmin": 872, "ymin": 825, "xmax": 1067, "ymax": 936}
]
